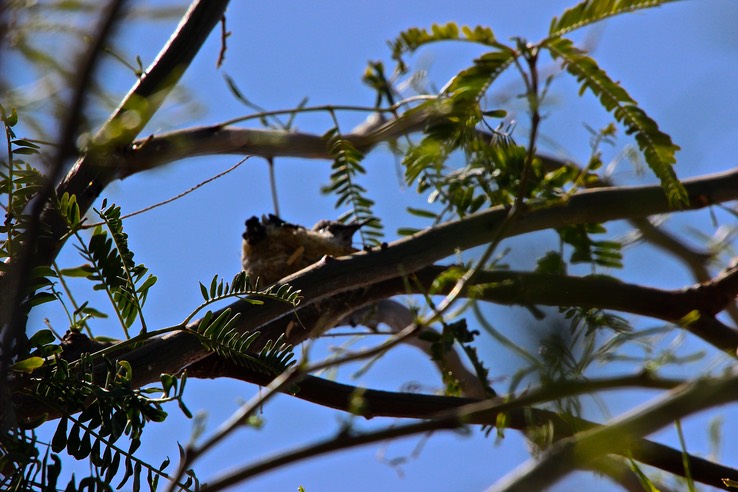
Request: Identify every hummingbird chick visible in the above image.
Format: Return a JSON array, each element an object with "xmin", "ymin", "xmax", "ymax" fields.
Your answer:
[{"xmin": 241, "ymin": 214, "xmax": 369, "ymax": 286}]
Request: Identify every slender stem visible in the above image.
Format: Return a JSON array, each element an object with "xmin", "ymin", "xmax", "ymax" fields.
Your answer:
[
  {"xmin": 52, "ymin": 262, "xmax": 93, "ymax": 338},
  {"xmin": 219, "ymin": 96, "xmax": 437, "ymax": 127},
  {"xmin": 168, "ymin": 323, "xmax": 419, "ymax": 491},
  {"xmin": 267, "ymin": 157, "xmax": 280, "ymax": 216}
]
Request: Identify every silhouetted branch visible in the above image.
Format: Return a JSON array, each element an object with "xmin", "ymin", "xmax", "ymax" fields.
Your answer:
[
  {"xmin": 0, "ymin": 0, "xmax": 128, "ymax": 430},
  {"xmin": 31, "ymin": 0, "xmax": 231, "ymax": 272},
  {"xmin": 188, "ymin": 364, "xmax": 736, "ymax": 491},
  {"xmin": 492, "ymin": 373, "xmax": 738, "ymax": 491}
]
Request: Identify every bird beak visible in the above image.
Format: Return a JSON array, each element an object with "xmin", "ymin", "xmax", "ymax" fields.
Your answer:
[{"xmin": 351, "ymin": 217, "xmax": 375, "ymax": 229}]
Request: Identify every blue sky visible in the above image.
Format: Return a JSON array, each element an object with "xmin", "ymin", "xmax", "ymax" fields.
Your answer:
[{"xmin": 24, "ymin": 0, "xmax": 738, "ymax": 490}]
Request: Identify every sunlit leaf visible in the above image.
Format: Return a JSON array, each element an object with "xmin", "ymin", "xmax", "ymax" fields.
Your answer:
[{"xmin": 545, "ymin": 37, "xmax": 686, "ymax": 206}]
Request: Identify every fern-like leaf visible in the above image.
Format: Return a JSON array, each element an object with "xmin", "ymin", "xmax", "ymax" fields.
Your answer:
[
  {"xmin": 194, "ymin": 309, "xmax": 295, "ymax": 375},
  {"xmin": 390, "ymin": 22, "xmax": 499, "ymax": 71},
  {"xmin": 1, "ymin": 107, "xmax": 45, "ymax": 262},
  {"xmin": 194, "ymin": 272, "xmax": 301, "ymax": 320},
  {"xmin": 200, "ymin": 271, "xmax": 257, "ymax": 303},
  {"xmin": 402, "ymin": 46, "xmax": 513, "ymax": 199},
  {"xmin": 321, "ymin": 128, "xmax": 382, "ymax": 244},
  {"xmin": 58, "ymin": 192, "xmax": 82, "ymax": 230},
  {"xmin": 545, "ymin": 37, "xmax": 687, "ymax": 206},
  {"xmin": 78, "ymin": 203, "xmax": 157, "ymax": 336},
  {"xmin": 258, "ymin": 334, "xmax": 296, "ymax": 375},
  {"xmin": 549, "ymin": 0, "xmax": 678, "ymax": 38},
  {"xmin": 441, "ymin": 47, "xmax": 517, "ymax": 101}
]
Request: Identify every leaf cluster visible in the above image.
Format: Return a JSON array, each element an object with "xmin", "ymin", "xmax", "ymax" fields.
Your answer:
[
  {"xmin": 191, "ymin": 309, "xmax": 295, "ymax": 376},
  {"xmin": 557, "ymin": 223, "xmax": 623, "ymax": 268},
  {"xmin": 4, "ymin": 351, "xmax": 191, "ymax": 492},
  {"xmin": 388, "ymin": 0, "xmax": 686, "ymax": 235},
  {"xmin": 61, "ymin": 200, "xmax": 157, "ymax": 337},
  {"xmin": 0, "ymin": 106, "xmax": 53, "ymax": 310},
  {"xmin": 321, "ymin": 128, "xmax": 383, "ymax": 245},
  {"xmin": 420, "ymin": 319, "xmax": 495, "ymax": 398},
  {"xmin": 544, "ymin": 37, "xmax": 685, "ymax": 205}
]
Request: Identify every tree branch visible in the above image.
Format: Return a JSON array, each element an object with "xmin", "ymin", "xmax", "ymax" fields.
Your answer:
[
  {"xmin": 11, "ymin": 169, "xmax": 738, "ymax": 422},
  {"xmin": 396, "ymin": 266, "xmax": 738, "ymax": 353},
  {"xmin": 29, "ymin": 0, "xmax": 231, "ymax": 272},
  {"xmin": 124, "ymin": 101, "xmax": 445, "ymax": 175},
  {"xmin": 1, "ymin": 0, "xmax": 128, "ymax": 430},
  {"xmin": 188, "ymin": 365, "xmax": 737, "ymax": 491},
  {"xmin": 13, "ymin": 256, "xmax": 738, "ymax": 423},
  {"xmin": 492, "ymin": 372, "xmax": 738, "ymax": 490}
]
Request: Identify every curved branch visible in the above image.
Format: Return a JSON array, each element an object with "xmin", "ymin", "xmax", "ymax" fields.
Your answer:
[
  {"xmin": 12, "ymin": 169, "xmax": 738, "ymax": 422},
  {"xmin": 492, "ymin": 372, "xmax": 738, "ymax": 491},
  {"xmin": 124, "ymin": 102, "xmax": 442, "ymax": 175},
  {"xmin": 189, "ymin": 365, "xmax": 736, "ymax": 491},
  {"xmin": 128, "ymin": 126, "xmax": 333, "ymax": 174},
  {"xmin": 32, "ymin": 0, "xmax": 231, "ymax": 271},
  {"xmin": 340, "ymin": 300, "xmax": 489, "ymax": 398}
]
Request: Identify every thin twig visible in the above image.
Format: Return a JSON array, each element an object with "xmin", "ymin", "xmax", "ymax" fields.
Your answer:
[
  {"xmin": 84, "ymin": 156, "xmax": 250, "ymax": 227},
  {"xmin": 219, "ymin": 96, "xmax": 437, "ymax": 128},
  {"xmin": 167, "ymin": 323, "xmax": 420, "ymax": 491}
]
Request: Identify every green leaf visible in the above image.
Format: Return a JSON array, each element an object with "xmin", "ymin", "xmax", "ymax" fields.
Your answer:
[
  {"xmin": 397, "ymin": 227, "xmax": 421, "ymax": 236},
  {"xmin": 32, "ymin": 266, "xmax": 57, "ymax": 279},
  {"xmin": 136, "ymin": 274, "xmax": 158, "ymax": 292},
  {"xmin": 28, "ymin": 329, "xmax": 55, "ymax": 347},
  {"xmin": 117, "ymin": 360, "xmax": 133, "ymax": 382},
  {"xmin": 11, "ymin": 138, "xmax": 40, "ymax": 149},
  {"xmin": 545, "ymin": 37, "xmax": 686, "ymax": 206},
  {"xmin": 27, "ymin": 291, "xmax": 57, "ymax": 308},
  {"xmin": 482, "ymin": 109, "xmax": 507, "ymax": 118},
  {"xmin": 549, "ymin": 0, "xmax": 678, "ymax": 38},
  {"xmin": 13, "ymin": 146, "xmax": 39, "ymax": 155},
  {"xmin": 391, "ymin": 22, "xmax": 499, "ymax": 66},
  {"xmin": 443, "ymin": 48, "xmax": 517, "ymax": 100},
  {"xmin": 10, "ymin": 356, "xmax": 45, "ymax": 373},
  {"xmin": 80, "ymin": 306, "xmax": 109, "ymax": 318},
  {"xmin": 407, "ymin": 207, "xmax": 438, "ymax": 219},
  {"xmin": 3, "ymin": 108, "xmax": 18, "ymax": 126}
]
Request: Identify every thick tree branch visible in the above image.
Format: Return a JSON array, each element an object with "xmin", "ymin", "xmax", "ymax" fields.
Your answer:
[
  {"xmin": 400, "ymin": 266, "xmax": 738, "ymax": 352},
  {"xmin": 11, "ymin": 170, "xmax": 738, "ymax": 421},
  {"xmin": 13, "ymin": 256, "xmax": 738, "ymax": 423}
]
